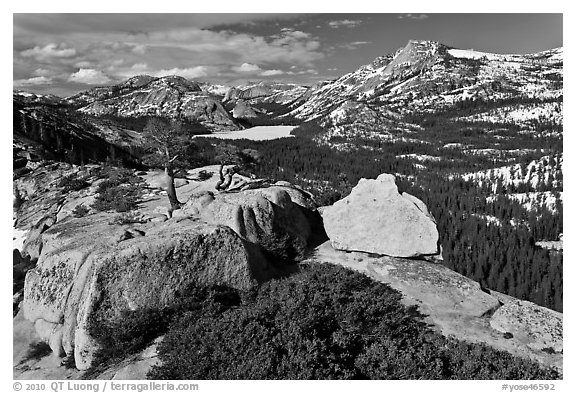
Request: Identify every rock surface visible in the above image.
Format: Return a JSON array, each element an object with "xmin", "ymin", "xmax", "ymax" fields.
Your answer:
[
  {"xmin": 17, "ymin": 163, "xmax": 319, "ymax": 372},
  {"xmin": 22, "ymin": 212, "xmax": 279, "ymax": 370},
  {"xmin": 231, "ymin": 100, "xmax": 259, "ymax": 119},
  {"xmin": 224, "ymin": 82, "xmax": 307, "ymax": 104},
  {"xmin": 305, "ymin": 241, "xmax": 563, "ymax": 372},
  {"xmin": 321, "ymin": 173, "xmax": 439, "ymax": 257},
  {"xmin": 71, "ymin": 76, "xmax": 241, "ymax": 132},
  {"xmin": 178, "ymin": 186, "xmax": 313, "ymax": 262}
]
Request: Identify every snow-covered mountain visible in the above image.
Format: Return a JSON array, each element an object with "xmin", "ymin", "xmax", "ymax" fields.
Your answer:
[{"xmin": 288, "ymin": 40, "xmax": 563, "ymax": 141}]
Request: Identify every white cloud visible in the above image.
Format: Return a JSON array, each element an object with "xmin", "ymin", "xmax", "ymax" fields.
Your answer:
[
  {"xmin": 328, "ymin": 19, "xmax": 362, "ymax": 29},
  {"xmin": 261, "ymin": 69, "xmax": 284, "ymax": 76},
  {"xmin": 234, "ymin": 63, "xmax": 262, "ymax": 73},
  {"xmin": 147, "ymin": 28, "xmax": 324, "ymax": 67},
  {"xmin": 278, "ymin": 28, "xmax": 311, "ymax": 40},
  {"xmin": 350, "ymin": 41, "xmax": 371, "ymax": 46},
  {"xmin": 74, "ymin": 61, "xmax": 93, "ymax": 68},
  {"xmin": 397, "ymin": 14, "xmax": 429, "ymax": 20},
  {"xmin": 68, "ymin": 68, "xmax": 111, "ymax": 84},
  {"xmin": 15, "ymin": 25, "xmax": 326, "ymax": 93},
  {"xmin": 21, "ymin": 43, "xmax": 77, "ymax": 60},
  {"xmin": 131, "ymin": 44, "xmax": 147, "ymax": 55},
  {"xmin": 287, "ymin": 69, "xmax": 318, "ymax": 75},
  {"xmin": 340, "ymin": 41, "xmax": 372, "ymax": 50},
  {"xmin": 14, "ymin": 76, "xmax": 52, "ymax": 86},
  {"xmin": 32, "ymin": 68, "xmax": 53, "ymax": 77},
  {"xmin": 152, "ymin": 66, "xmax": 209, "ymax": 79}
]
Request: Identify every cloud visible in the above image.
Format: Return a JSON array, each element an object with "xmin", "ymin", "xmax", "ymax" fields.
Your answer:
[
  {"xmin": 286, "ymin": 69, "xmax": 318, "ymax": 75},
  {"xmin": 340, "ymin": 41, "xmax": 372, "ymax": 50},
  {"xmin": 21, "ymin": 43, "xmax": 77, "ymax": 60},
  {"xmin": 32, "ymin": 68, "xmax": 53, "ymax": 77},
  {"xmin": 397, "ymin": 14, "xmax": 429, "ymax": 21},
  {"xmin": 14, "ymin": 76, "xmax": 53, "ymax": 86},
  {"xmin": 14, "ymin": 17, "xmax": 327, "ymax": 94},
  {"xmin": 260, "ymin": 69, "xmax": 284, "ymax": 76},
  {"xmin": 68, "ymin": 69, "xmax": 111, "ymax": 84},
  {"xmin": 328, "ymin": 19, "xmax": 362, "ymax": 29},
  {"xmin": 152, "ymin": 66, "xmax": 209, "ymax": 79},
  {"xmin": 74, "ymin": 61, "xmax": 93, "ymax": 68},
  {"xmin": 234, "ymin": 63, "xmax": 262, "ymax": 73},
  {"xmin": 144, "ymin": 28, "xmax": 324, "ymax": 67},
  {"xmin": 131, "ymin": 44, "xmax": 147, "ymax": 55},
  {"xmin": 279, "ymin": 28, "xmax": 311, "ymax": 40}
]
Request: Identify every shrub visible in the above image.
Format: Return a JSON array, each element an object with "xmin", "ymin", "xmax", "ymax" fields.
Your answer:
[
  {"xmin": 91, "ymin": 168, "xmax": 144, "ymax": 212},
  {"xmin": 21, "ymin": 341, "xmax": 52, "ymax": 363},
  {"xmin": 96, "ymin": 166, "xmax": 140, "ymax": 184},
  {"xmin": 85, "ymin": 284, "xmax": 240, "ymax": 376},
  {"xmin": 148, "ymin": 263, "xmax": 559, "ymax": 380},
  {"xmin": 72, "ymin": 204, "xmax": 90, "ymax": 218},
  {"xmin": 58, "ymin": 174, "xmax": 89, "ymax": 192},
  {"xmin": 92, "ymin": 185, "xmax": 142, "ymax": 212},
  {"xmin": 197, "ymin": 170, "xmax": 212, "ymax": 181}
]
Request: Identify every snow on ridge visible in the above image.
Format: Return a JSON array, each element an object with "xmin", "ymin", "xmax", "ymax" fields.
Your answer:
[
  {"xmin": 15, "ymin": 91, "xmax": 35, "ymax": 98},
  {"xmin": 448, "ymin": 49, "xmax": 506, "ymax": 61},
  {"xmin": 447, "ymin": 48, "xmax": 525, "ymax": 62}
]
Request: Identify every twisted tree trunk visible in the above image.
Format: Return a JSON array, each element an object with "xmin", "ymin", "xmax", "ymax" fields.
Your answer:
[{"xmin": 165, "ymin": 166, "xmax": 181, "ymax": 210}]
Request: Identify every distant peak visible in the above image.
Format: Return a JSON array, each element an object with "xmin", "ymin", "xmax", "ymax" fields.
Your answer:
[
  {"xmin": 407, "ymin": 39, "xmax": 437, "ymax": 45},
  {"xmin": 121, "ymin": 75, "xmax": 157, "ymax": 88},
  {"xmin": 158, "ymin": 75, "xmax": 188, "ymax": 81}
]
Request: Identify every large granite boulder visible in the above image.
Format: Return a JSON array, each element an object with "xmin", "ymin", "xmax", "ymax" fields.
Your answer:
[
  {"xmin": 321, "ymin": 173, "xmax": 439, "ymax": 257},
  {"xmin": 179, "ymin": 186, "xmax": 313, "ymax": 262},
  {"xmin": 22, "ymin": 213, "xmax": 275, "ymax": 370}
]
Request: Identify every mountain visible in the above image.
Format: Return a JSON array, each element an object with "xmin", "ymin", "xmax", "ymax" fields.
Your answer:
[
  {"xmin": 288, "ymin": 40, "xmax": 562, "ymax": 143},
  {"xmin": 13, "ymin": 92, "xmax": 140, "ymax": 171},
  {"xmin": 224, "ymin": 81, "xmax": 308, "ymax": 105},
  {"xmin": 67, "ymin": 75, "xmax": 242, "ymax": 132}
]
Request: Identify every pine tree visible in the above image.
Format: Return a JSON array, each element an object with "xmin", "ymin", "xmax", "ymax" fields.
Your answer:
[{"xmin": 141, "ymin": 117, "xmax": 195, "ymax": 211}]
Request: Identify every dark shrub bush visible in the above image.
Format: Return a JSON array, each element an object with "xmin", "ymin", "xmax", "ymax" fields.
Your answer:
[
  {"xmin": 92, "ymin": 185, "xmax": 142, "ymax": 212},
  {"xmin": 91, "ymin": 167, "xmax": 144, "ymax": 212},
  {"xmin": 72, "ymin": 204, "xmax": 90, "ymax": 218},
  {"xmin": 197, "ymin": 170, "xmax": 212, "ymax": 181},
  {"xmin": 21, "ymin": 341, "xmax": 52, "ymax": 363},
  {"xmin": 85, "ymin": 284, "xmax": 241, "ymax": 377},
  {"xmin": 58, "ymin": 174, "xmax": 89, "ymax": 192},
  {"xmin": 148, "ymin": 263, "xmax": 559, "ymax": 380}
]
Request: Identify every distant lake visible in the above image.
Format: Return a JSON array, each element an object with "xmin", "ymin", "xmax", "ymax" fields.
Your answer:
[{"xmin": 197, "ymin": 125, "xmax": 296, "ymax": 141}]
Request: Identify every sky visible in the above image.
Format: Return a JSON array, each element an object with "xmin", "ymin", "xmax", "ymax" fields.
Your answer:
[{"xmin": 13, "ymin": 13, "xmax": 563, "ymax": 97}]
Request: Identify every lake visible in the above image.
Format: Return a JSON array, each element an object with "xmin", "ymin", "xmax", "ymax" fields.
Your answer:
[{"xmin": 197, "ymin": 125, "xmax": 296, "ymax": 141}]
